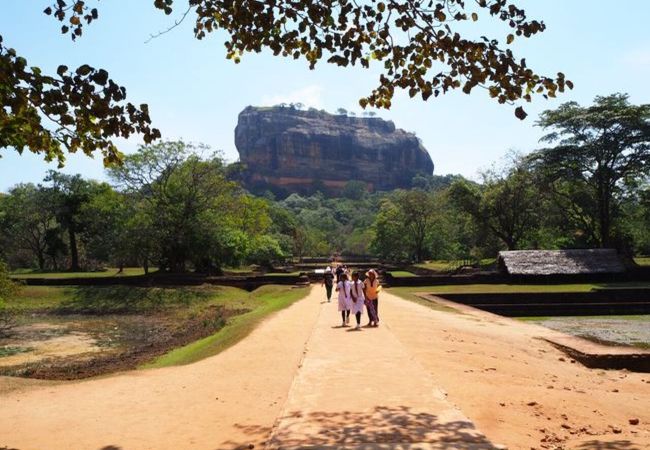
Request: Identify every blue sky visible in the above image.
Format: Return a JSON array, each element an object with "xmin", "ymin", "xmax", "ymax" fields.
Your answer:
[{"xmin": 1, "ymin": 1, "xmax": 650, "ymax": 191}]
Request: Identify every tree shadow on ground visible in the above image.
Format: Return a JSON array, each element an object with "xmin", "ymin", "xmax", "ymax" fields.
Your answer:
[
  {"xmin": 57, "ymin": 285, "xmax": 208, "ymax": 314},
  {"xmin": 573, "ymin": 440, "xmax": 641, "ymax": 450},
  {"xmin": 224, "ymin": 405, "xmax": 498, "ymax": 449}
]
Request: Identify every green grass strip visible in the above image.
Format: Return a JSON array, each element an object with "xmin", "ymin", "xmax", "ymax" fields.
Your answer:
[
  {"xmin": 388, "ymin": 271, "xmax": 418, "ymax": 278},
  {"xmin": 387, "ymin": 287, "xmax": 460, "ymax": 314},
  {"xmin": 142, "ymin": 285, "xmax": 309, "ymax": 368}
]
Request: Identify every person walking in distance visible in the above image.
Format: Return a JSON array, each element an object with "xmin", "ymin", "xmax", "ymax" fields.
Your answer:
[
  {"xmin": 322, "ymin": 266, "xmax": 334, "ymax": 302},
  {"xmin": 335, "ymin": 264, "xmax": 344, "ymax": 283},
  {"xmin": 336, "ymin": 272, "xmax": 352, "ymax": 326},
  {"xmin": 350, "ymin": 272, "xmax": 365, "ymax": 330},
  {"xmin": 363, "ymin": 269, "xmax": 381, "ymax": 327}
]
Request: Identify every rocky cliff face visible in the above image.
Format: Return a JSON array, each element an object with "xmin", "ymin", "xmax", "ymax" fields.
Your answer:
[{"xmin": 235, "ymin": 106, "xmax": 434, "ymax": 195}]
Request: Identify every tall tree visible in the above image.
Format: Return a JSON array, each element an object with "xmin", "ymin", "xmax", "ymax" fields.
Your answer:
[
  {"xmin": 0, "ymin": 184, "xmax": 57, "ymax": 270},
  {"xmin": 371, "ymin": 198, "xmax": 411, "ymax": 261},
  {"xmin": 80, "ymin": 186, "xmax": 133, "ymax": 270},
  {"xmin": 110, "ymin": 140, "xmax": 279, "ymax": 272},
  {"xmin": 371, "ymin": 189, "xmax": 436, "ymax": 262},
  {"xmin": 2, "ymin": 1, "xmax": 569, "ymax": 165},
  {"xmin": 530, "ymin": 94, "xmax": 650, "ymax": 247},
  {"xmin": 449, "ymin": 163, "xmax": 540, "ymax": 250},
  {"xmin": 620, "ymin": 183, "xmax": 650, "ymax": 257},
  {"xmin": 398, "ymin": 190, "xmax": 437, "ymax": 262},
  {"xmin": 46, "ymin": 172, "xmax": 104, "ymax": 271}
]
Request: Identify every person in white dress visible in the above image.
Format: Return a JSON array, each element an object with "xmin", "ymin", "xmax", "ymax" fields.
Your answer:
[
  {"xmin": 350, "ymin": 272, "xmax": 365, "ymax": 330},
  {"xmin": 336, "ymin": 272, "xmax": 352, "ymax": 326}
]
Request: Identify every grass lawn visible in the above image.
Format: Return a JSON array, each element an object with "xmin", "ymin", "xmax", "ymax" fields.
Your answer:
[
  {"xmin": 10, "ymin": 267, "xmax": 153, "ymax": 279},
  {"xmin": 386, "ymin": 287, "xmax": 461, "ymax": 313},
  {"xmin": 144, "ymin": 285, "xmax": 309, "ymax": 368},
  {"xmin": 264, "ymin": 271, "xmax": 303, "ymax": 277},
  {"xmin": 5, "ymin": 286, "xmax": 74, "ymax": 311},
  {"xmin": 5, "ymin": 284, "xmax": 301, "ymax": 316},
  {"xmin": 413, "ymin": 259, "xmax": 496, "ymax": 272},
  {"xmin": 412, "ymin": 260, "xmax": 455, "ymax": 271},
  {"xmin": 635, "ymin": 257, "xmax": 650, "ymax": 266},
  {"xmin": 389, "ymin": 270, "xmax": 418, "ymax": 278},
  {"xmin": 222, "ymin": 265, "xmax": 258, "ymax": 274}
]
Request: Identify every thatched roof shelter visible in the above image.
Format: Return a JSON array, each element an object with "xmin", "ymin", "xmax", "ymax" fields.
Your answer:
[{"xmin": 498, "ymin": 249, "xmax": 626, "ymax": 276}]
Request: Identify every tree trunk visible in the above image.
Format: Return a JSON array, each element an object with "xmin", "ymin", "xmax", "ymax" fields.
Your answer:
[
  {"xmin": 600, "ymin": 194, "xmax": 611, "ymax": 248},
  {"xmin": 36, "ymin": 252, "xmax": 45, "ymax": 271},
  {"xmin": 68, "ymin": 227, "xmax": 80, "ymax": 271},
  {"xmin": 597, "ymin": 185, "xmax": 611, "ymax": 248},
  {"xmin": 415, "ymin": 245, "xmax": 423, "ymax": 263},
  {"xmin": 143, "ymin": 257, "xmax": 149, "ymax": 275}
]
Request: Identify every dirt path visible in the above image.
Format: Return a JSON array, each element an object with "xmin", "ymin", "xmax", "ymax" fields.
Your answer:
[
  {"xmin": 1, "ymin": 286, "xmax": 648, "ymax": 450},
  {"xmin": 381, "ymin": 291, "xmax": 650, "ymax": 450}
]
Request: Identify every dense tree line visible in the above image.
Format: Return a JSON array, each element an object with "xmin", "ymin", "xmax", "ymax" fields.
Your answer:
[
  {"xmin": 1, "ymin": 95, "xmax": 648, "ymax": 272},
  {"xmin": 373, "ymin": 94, "xmax": 650, "ymax": 262},
  {"xmin": 0, "ymin": 141, "xmax": 284, "ymax": 273}
]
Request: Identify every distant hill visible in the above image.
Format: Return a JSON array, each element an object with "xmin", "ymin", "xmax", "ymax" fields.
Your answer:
[{"xmin": 235, "ymin": 106, "xmax": 434, "ymax": 196}]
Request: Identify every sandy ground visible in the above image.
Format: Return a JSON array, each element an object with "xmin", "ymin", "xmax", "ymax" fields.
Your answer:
[
  {"xmin": 383, "ymin": 293, "xmax": 650, "ymax": 450},
  {"xmin": 0, "ymin": 323, "xmax": 103, "ymax": 367},
  {"xmin": 1, "ymin": 286, "xmax": 649, "ymax": 450}
]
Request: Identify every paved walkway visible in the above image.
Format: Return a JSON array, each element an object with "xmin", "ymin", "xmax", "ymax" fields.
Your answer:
[{"xmin": 267, "ymin": 293, "xmax": 497, "ymax": 450}]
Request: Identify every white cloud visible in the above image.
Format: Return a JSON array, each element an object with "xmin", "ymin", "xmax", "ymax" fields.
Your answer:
[{"xmin": 261, "ymin": 85, "xmax": 324, "ymax": 108}]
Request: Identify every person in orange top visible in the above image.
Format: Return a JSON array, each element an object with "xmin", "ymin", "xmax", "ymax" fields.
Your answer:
[{"xmin": 363, "ymin": 269, "xmax": 380, "ymax": 327}]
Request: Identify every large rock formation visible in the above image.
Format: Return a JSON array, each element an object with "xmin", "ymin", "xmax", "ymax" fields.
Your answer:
[{"xmin": 235, "ymin": 106, "xmax": 434, "ymax": 195}]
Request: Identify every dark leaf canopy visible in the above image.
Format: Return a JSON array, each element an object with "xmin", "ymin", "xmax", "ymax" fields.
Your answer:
[
  {"xmin": 0, "ymin": 35, "xmax": 161, "ymax": 167},
  {"xmin": 2, "ymin": 0, "xmax": 570, "ymax": 167},
  {"xmin": 48, "ymin": 0, "xmax": 570, "ymax": 114}
]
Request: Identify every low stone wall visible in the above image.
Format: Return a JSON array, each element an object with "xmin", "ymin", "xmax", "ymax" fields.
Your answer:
[
  {"xmin": 543, "ymin": 339, "xmax": 650, "ymax": 372},
  {"xmin": 16, "ymin": 273, "xmax": 310, "ymax": 292},
  {"xmin": 434, "ymin": 289, "xmax": 650, "ymax": 317},
  {"xmin": 384, "ymin": 267, "xmax": 650, "ymax": 287},
  {"xmin": 383, "ymin": 272, "xmax": 508, "ymax": 286}
]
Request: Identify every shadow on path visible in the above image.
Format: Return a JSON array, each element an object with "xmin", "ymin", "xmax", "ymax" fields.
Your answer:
[
  {"xmin": 573, "ymin": 441, "xmax": 641, "ymax": 450},
  {"xmin": 226, "ymin": 405, "xmax": 497, "ymax": 449}
]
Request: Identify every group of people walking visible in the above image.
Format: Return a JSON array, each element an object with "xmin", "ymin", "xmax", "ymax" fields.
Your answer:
[{"xmin": 322, "ymin": 265, "xmax": 381, "ymax": 330}]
